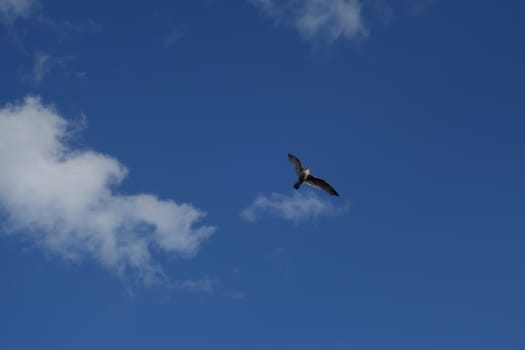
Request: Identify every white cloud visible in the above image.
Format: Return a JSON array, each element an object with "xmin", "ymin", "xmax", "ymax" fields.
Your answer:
[
  {"xmin": 241, "ymin": 192, "xmax": 348, "ymax": 223},
  {"xmin": 0, "ymin": 97, "xmax": 215, "ymax": 286},
  {"xmin": 250, "ymin": 0, "xmax": 367, "ymax": 42},
  {"xmin": 0, "ymin": 0, "xmax": 34, "ymax": 22}
]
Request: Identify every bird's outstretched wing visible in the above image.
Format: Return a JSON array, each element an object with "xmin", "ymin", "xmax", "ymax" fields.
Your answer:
[
  {"xmin": 305, "ymin": 175, "xmax": 339, "ymax": 196},
  {"xmin": 288, "ymin": 153, "xmax": 303, "ymax": 176}
]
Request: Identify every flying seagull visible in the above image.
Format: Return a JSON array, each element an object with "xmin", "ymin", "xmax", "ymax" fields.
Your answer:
[{"xmin": 288, "ymin": 153, "xmax": 339, "ymax": 196}]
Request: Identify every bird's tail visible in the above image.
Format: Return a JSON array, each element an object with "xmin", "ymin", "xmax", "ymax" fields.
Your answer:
[{"xmin": 293, "ymin": 179, "xmax": 302, "ymax": 190}]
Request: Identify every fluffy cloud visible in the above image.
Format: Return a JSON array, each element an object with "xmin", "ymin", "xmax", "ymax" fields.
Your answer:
[
  {"xmin": 0, "ymin": 97, "xmax": 215, "ymax": 286},
  {"xmin": 241, "ymin": 192, "xmax": 348, "ymax": 223},
  {"xmin": 250, "ymin": 0, "xmax": 367, "ymax": 42},
  {"xmin": 0, "ymin": 0, "xmax": 34, "ymax": 22}
]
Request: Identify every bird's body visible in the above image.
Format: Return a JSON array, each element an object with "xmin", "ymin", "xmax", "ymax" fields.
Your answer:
[
  {"xmin": 293, "ymin": 167, "xmax": 310, "ymax": 189},
  {"xmin": 288, "ymin": 153, "xmax": 339, "ymax": 196}
]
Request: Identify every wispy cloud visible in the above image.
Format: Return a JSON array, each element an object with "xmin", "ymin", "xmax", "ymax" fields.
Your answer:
[
  {"xmin": 163, "ymin": 26, "xmax": 183, "ymax": 48},
  {"xmin": 172, "ymin": 277, "xmax": 245, "ymax": 299},
  {"xmin": 227, "ymin": 291, "xmax": 247, "ymax": 299},
  {"xmin": 249, "ymin": 0, "xmax": 367, "ymax": 42},
  {"xmin": 172, "ymin": 278, "xmax": 215, "ymax": 293},
  {"xmin": 1, "ymin": 1, "xmax": 100, "ymax": 50},
  {"xmin": 408, "ymin": 0, "xmax": 433, "ymax": 15},
  {"xmin": 0, "ymin": 0, "xmax": 34, "ymax": 23},
  {"xmin": 30, "ymin": 52, "xmax": 75, "ymax": 85},
  {"xmin": 241, "ymin": 192, "xmax": 348, "ymax": 223},
  {"xmin": 36, "ymin": 15, "xmax": 101, "ymax": 34},
  {"xmin": 0, "ymin": 97, "xmax": 215, "ymax": 286},
  {"xmin": 0, "ymin": 0, "xmax": 100, "ymax": 31},
  {"xmin": 32, "ymin": 52, "xmax": 51, "ymax": 84}
]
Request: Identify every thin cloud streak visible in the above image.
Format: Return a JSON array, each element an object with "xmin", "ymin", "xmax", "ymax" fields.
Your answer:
[
  {"xmin": 249, "ymin": 0, "xmax": 367, "ymax": 42},
  {"xmin": 32, "ymin": 52, "xmax": 51, "ymax": 84},
  {"xmin": 31, "ymin": 52, "xmax": 74, "ymax": 85},
  {"xmin": 0, "ymin": 0, "xmax": 34, "ymax": 23},
  {"xmin": 36, "ymin": 15, "xmax": 102, "ymax": 35},
  {"xmin": 172, "ymin": 278, "xmax": 215, "ymax": 293},
  {"xmin": 241, "ymin": 192, "xmax": 348, "ymax": 223},
  {"xmin": 0, "ymin": 96, "xmax": 215, "ymax": 286},
  {"xmin": 163, "ymin": 27, "xmax": 183, "ymax": 48}
]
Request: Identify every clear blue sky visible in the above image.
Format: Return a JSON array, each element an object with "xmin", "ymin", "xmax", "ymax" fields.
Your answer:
[{"xmin": 1, "ymin": 1, "xmax": 524, "ymax": 349}]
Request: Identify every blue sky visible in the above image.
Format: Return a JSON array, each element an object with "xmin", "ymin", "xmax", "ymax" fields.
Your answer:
[{"xmin": 1, "ymin": 0, "xmax": 524, "ymax": 349}]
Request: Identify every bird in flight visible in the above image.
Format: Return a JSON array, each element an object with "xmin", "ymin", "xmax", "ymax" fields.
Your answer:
[{"xmin": 288, "ymin": 153, "xmax": 339, "ymax": 196}]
